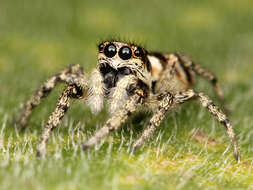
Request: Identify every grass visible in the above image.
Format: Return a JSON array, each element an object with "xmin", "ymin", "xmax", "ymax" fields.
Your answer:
[{"xmin": 0, "ymin": 0, "xmax": 253, "ymax": 189}]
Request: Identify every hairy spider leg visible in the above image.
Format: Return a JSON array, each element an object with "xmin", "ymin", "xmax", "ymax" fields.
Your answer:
[
  {"xmin": 14, "ymin": 64, "xmax": 87, "ymax": 130},
  {"xmin": 131, "ymin": 92, "xmax": 174, "ymax": 153},
  {"xmin": 37, "ymin": 84, "xmax": 83, "ymax": 157},
  {"xmin": 175, "ymin": 53, "xmax": 228, "ymax": 113},
  {"xmin": 132, "ymin": 89, "xmax": 240, "ymax": 162}
]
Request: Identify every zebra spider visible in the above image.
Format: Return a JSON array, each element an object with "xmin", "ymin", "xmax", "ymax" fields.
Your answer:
[{"xmin": 15, "ymin": 41, "xmax": 240, "ymax": 161}]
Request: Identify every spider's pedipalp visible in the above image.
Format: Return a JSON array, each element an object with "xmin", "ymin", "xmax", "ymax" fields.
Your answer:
[
  {"xmin": 87, "ymin": 69, "xmax": 105, "ymax": 115},
  {"xmin": 83, "ymin": 88, "xmax": 145, "ymax": 151},
  {"xmin": 108, "ymin": 75, "xmax": 138, "ymax": 115},
  {"xmin": 14, "ymin": 64, "xmax": 87, "ymax": 130}
]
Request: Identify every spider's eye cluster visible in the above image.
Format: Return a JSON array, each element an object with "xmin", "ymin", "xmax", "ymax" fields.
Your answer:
[
  {"xmin": 99, "ymin": 43, "xmax": 144, "ymax": 61},
  {"xmin": 119, "ymin": 46, "xmax": 132, "ymax": 60}
]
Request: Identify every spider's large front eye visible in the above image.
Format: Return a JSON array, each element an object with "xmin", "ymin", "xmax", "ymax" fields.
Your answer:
[
  {"xmin": 119, "ymin": 46, "xmax": 132, "ymax": 60},
  {"xmin": 104, "ymin": 44, "xmax": 117, "ymax": 58}
]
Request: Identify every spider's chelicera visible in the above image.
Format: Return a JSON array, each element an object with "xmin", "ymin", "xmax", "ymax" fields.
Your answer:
[{"xmin": 14, "ymin": 41, "xmax": 240, "ymax": 162}]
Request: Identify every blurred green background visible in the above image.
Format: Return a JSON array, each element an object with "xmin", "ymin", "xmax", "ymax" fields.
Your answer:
[{"xmin": 0, "ymin": 0, "xmax": 253, "ymax": 189}]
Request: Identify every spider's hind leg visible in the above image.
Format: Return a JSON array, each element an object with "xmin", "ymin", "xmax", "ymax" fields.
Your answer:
[
  {"xmin": 132, "ymin": 89, "xmax": 240, "ymax": 162},
  {"xmin": 175, "ymin": 53, "xmax": 229, "ymax": 113},
  {"xmin": 175, "ymin": 90, "xmax": 240, "ymax": 161},
  {"xmin": 36, "ymin": 84, "xmax": 83, "ymax": 157},
  {"xmin": 14, "ymin": 64, "xmax": 87, "ymax": 130}
]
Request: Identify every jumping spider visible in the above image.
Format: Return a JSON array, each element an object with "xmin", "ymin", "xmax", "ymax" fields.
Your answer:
[{"xmin": 15, "ymin": 41, "xmax": 240, "ymax": 161}]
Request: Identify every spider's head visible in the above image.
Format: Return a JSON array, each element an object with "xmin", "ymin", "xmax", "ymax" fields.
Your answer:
[{"xmin": 97, "ymin": 41, "xmax": 152, "ymax": 89}]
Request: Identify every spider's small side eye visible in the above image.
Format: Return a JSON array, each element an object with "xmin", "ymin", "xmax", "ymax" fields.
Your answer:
[
  {"xmin": 134, "ymin": 47, "xmax": 144, "ymax": 57},
  {"xmin": 119, "ymin": 46, "xmax": 132, "ymax": 60},
  {"xmin": 98, "ymin": 43, "xmax": 104, "ymax": 52},
  {"xmin": 104, "ymin": 44, "xmax": 117, "ymax": 58}
]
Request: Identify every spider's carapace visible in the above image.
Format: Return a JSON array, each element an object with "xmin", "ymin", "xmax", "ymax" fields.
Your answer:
[{"xmin": 97, "ymin": 41, "xmax": 193, "ymax": 95}]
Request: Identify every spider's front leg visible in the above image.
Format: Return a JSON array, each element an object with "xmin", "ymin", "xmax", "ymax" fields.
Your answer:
[
  {"xmin": 132, "ymin": 89, "xmax": 240, "ymax": 162},
  {"xmin": 36, "ymin": 83, "xmax": 83, "ymax": 157},
  {"xmin": 36, "ymin": 68, "xmax": 102, "ymax": 157},
  {"xmin": 14, "ymin": 64, "xmax": 87, "ymax": 130},
  {"xmin": 83, "ymin": 76, "xmax": 145, "ymax": 150},
  {"xmin": 131, "ymin": 92, "xmax": 175, "ymax": 153}
]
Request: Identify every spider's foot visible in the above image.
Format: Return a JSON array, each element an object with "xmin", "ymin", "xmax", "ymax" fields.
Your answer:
[
  {"xmin": 130, "ymin": 138, "xmax": 144, "ymax": 154},
  {"xmin": 235, "ymin": 152, "xmax": 241, "ymax": 163},
  {"xmin": 36, "ymin": 149, "xmax": 47, "ymax": 158},
  {"xmin": 130, "ymin": 145, "xmax": 138, "ymax": 155},
  {"xmin": 36, "ymin": 144, "xmax": 47, "ymax": 158},
  {"xmin": 36, "ymin": 151, "xmax": 43, "ymax": 158},
  {"xmin": 82, "ymin": 144, "xmax": 90, "ymax": 151},
  {"xmin": 12, "ymin": 116, "xmax": 30, "ymax": 131}
]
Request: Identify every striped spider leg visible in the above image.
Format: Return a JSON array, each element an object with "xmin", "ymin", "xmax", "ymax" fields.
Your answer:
[
  {"xmin": 14, "ymin": 64, "xmax": 87, "ymax": 130},
  {"xmin": 37, "ymin": 83, "xmax": 84, "ymax": 157},
  {"xmin": 131, "ymin": 89, "xmax": 240, "ymax": 161},
  {"xmin": 175, "ymin": 53, "xmax": 229, "ymax": 113}
]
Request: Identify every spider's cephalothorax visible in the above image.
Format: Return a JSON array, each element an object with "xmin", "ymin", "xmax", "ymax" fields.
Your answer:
[
  {"xmin": 87, "ymin": 41, "xmax": 152, "ymax": 115},
  {"xmin": 14, "ymin": 40, "xmax": 240, "ymax": 162}
]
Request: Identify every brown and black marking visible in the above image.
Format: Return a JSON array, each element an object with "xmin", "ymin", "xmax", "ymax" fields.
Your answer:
[
  {"xmin": 175, "ymin": 53, "xmax": 227, "ymax": 112},
  {"xmin": 147, "ymin": 51, "xmax": 227, "ymax": 112}
]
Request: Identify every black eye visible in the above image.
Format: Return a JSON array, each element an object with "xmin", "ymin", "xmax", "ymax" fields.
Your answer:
[
  {"xmin": 104, "ymin": 44, "xmax": 117, "ymax": 58},
  {"xmin": 119, "ymin": 46, "xmax": 132, "ymax": 60},
  {"xmin": 134, "ymin": 47, "xmax": 144, "ymax": 57},
  {"xmin": 98, "ymin": 43, "xmax": 104, "ymax": 52}
]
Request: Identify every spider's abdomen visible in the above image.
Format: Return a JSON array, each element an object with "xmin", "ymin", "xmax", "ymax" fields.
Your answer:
[{"xmin": 147, "ymin": 52, "xmax": 194, "ymax": 93}]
